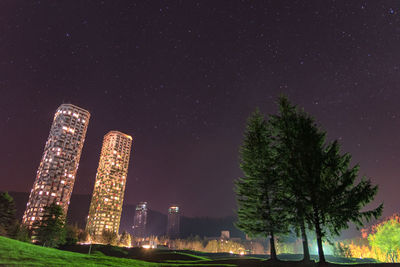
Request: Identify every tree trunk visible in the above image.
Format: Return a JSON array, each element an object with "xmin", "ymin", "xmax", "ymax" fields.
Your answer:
[
  {"xmin": 300, "ymin": 220, "xmax": 310, "ymax": 261},
  {"xmin": 269, "ymin": 231, "xmax": 278, "ymax": 260},
  {"xmin": 314, "ymin": 210, "xmax": 326, "ymax": 264},
  {"xmin": 315, "ymin": 232, "xmax": 325, "ymax": 264}
]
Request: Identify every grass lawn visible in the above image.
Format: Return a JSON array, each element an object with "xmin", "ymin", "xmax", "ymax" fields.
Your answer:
[
  {"xmin": 61, "ymin": 243, "xmax": 385, "ymax": 266},
  {"xmin": 0, "ymin": 236, "xmax": 156, "ymax": 266},
  {"xmin": 1, "ymin": 236, "xmax": 395, "ymax": 266},
  {"xmin": 0, "ymin": 236, "xmax": 238, "ymax": 266}
]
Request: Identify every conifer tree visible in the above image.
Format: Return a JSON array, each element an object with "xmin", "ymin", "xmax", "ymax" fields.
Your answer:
[
  {"xmin": 272, "ymin": 96, "xmax": 382, "ymax": 263},
  {"xmin": 235, "ymin": 109, "xmax": 288, "ymax": 260},
  {"xmin": 270, "ymin": 97, "xmax": 317, "ymax": 261},
  {"xmin": 34, "ymin": 203, "xmax": 66, "ymax": 247},
  {"xmin": 311, "ymin": 140, "xmax": 383, "ymax": 263},
  {"xmin": 0, "ymin": 192, "xmax": 17, "ymax": 237}
]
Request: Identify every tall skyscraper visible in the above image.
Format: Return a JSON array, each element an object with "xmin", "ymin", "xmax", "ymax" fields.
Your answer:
[
  {"xmin": 133, "ymin": 202, "xmax": 147, "ymax": 238},
  {"xmin": 86, "ymin": 131, "xmax": 132, "ymax": 238},
  {"xmin": 167, "ymin": 206, "xmax": 180, "ymax": 238},
  {"xmin": 22, "ymin": 104, "xmax": 90, "ymax": 228}
]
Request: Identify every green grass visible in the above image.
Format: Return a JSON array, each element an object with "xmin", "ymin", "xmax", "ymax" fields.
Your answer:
[
  {"xmin": 0, "ymin": 236, "xmax": 383, "ymax": 266},
  {"xmin": 0, "ymin": 237, "xmax": 236, "ymax": 266},
  {"xmin": 0, "ymin": 236, "xmax": 157, "ymax": 266},
  {"xmin": 162, "ymin": 251, "xmax": 211, "ymax": 261}
]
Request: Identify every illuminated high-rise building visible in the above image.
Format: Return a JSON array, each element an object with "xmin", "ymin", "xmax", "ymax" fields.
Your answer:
[
  {"xmin": 86, "ymin": 131, "xmax": 132, "ymax": 237},
  {"xmin": 22, "ymin": 104, "xmax": 90, "ymax": 228},
  {"xmin": 132, "ymin": 202, "xmax": 147, "ymax": 238},
  {"xmin": 166, "ymin": 206, "xmax": 180, "ymax": 238}
]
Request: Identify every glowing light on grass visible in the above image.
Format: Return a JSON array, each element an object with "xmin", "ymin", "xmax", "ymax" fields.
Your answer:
[{"xmin": 142, "ymin": 244, "xmax": 155, "ymax": 249}]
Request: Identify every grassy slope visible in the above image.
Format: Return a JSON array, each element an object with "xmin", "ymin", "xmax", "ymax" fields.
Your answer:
[
  {"xmin": 0, "ymin": 237, "xmax": 386, "ymax": 266},
  {"xmin": 0, "ymin": 236, "xmax": 157, "ymax": 266},
  {"xmin": 0, "ymin": 237, "xmax": 236, "ymax": 266}
]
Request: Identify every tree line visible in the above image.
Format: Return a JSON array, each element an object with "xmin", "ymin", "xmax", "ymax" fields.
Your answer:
[
  {"xmin": 0, "ymin": 194, "xmax": 131, "ymax": 248},
  {"xmin": 235, "ymin": 96, "xmax": 383, "ymax": 263}
]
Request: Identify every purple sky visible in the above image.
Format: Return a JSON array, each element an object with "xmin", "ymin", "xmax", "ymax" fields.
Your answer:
[{"xmin": 1, "ymin": 1, "xmax": 399, "ymax": 218}]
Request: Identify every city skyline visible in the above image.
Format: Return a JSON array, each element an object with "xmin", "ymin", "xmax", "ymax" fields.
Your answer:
[{"xmin": 20, "ymin": 101, "xmax": 186, "ymax": 236}]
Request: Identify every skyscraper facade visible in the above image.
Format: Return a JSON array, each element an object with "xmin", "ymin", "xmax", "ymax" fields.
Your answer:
[
  {"xmin": 133, "ymin": 202, "xmax": 147, "ymax": 238},
  {"xmin": 22, "ymin": 104, "xmax": 90, "ymax": 228},
  {"xmin": 86, "ymin": 131, "xmax": 132, "ymax": 237},
  {"xmin": 167, "ymin": 206, "xmax": 180, "ymax": 238}
]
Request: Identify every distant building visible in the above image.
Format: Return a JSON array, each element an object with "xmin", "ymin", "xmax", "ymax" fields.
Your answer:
[
  {"xmin": 167, "ymin": 206, "xmax": 180, "ymax": 238},
  {"xmin": 221, "ymin": 230, "xmax": 230, "ymax": 239},
  {"xmin": 86, "ymin": 131, "xmax": 133, "ymax": 238},
  {"xmin": 133, "ymin": 202, "xmax": 148, "ymax": 238},
  {"xmin": 22, "ymin": 104, "xmax": 90, "ymax": 228}
]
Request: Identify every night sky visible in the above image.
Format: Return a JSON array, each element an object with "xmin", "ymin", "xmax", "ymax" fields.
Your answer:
[{"xmin": 1, "ymin": 1, "xmax": 399, "ymax": 218}]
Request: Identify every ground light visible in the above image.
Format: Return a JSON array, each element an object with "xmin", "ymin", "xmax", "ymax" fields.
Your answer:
[{"xmin": 142, "ymin": 244, "xmax": 156, "ymax": 249}]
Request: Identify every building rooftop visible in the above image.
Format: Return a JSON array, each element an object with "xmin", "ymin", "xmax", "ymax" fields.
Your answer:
[
  {"xmin": 106, "ymin": 130, "xmax": 132, "ymax": 140},
  {"xmin": 58, "ymin": 103, "xmax": 90, "ymax": 115}
]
